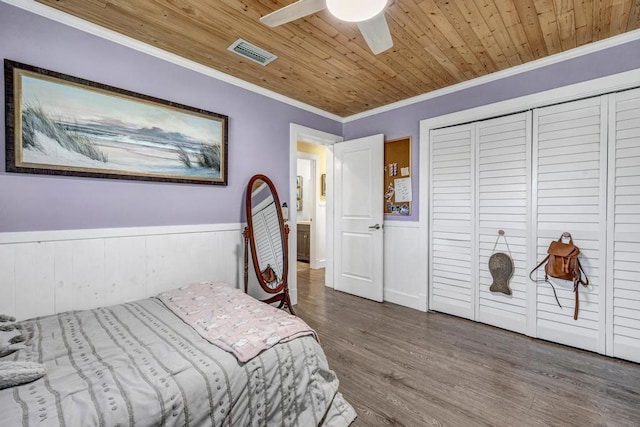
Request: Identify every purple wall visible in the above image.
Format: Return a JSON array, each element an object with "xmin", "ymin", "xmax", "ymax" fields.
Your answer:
[
  {"xmin": 345, "ymin": 38, "xmax": 640, "ymax": 222},
  {"xmin": 0, "ymin": 3, "xmax": 341, "ymax": 232},
  {"xmin": 3, "ymin": 2, "xmax": 639, "ymax": 231}
]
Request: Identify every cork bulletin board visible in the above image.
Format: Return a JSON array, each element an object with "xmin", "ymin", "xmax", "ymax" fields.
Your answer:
[{"xmin": 384, "ymin": 137, "xmax": 412, "ymax": 215}]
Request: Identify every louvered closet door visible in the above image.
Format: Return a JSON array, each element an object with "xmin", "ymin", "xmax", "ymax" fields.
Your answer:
[
  {"xmin": 429, "ymin": 124, "xmax": 475, "ymax": 319},
  {"xmin": 476, "ymin": 112, "xmax": 531, "ymax": 334},
  {"xmin": 607, "ymin": 88, "xmax": 640, "ymax": 363},
  {"xmin": 532, "ymin": 97, "xmax": 607, "ymax": 353}
]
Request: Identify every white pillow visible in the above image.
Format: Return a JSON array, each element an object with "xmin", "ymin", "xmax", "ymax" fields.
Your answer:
[
  {"xmin": 0, "ymin": 361, "xmax": 46, "ymax": 390},
  {"xmin": 0, "ymin": 326, "xmax": 26, "ymax": 358}
]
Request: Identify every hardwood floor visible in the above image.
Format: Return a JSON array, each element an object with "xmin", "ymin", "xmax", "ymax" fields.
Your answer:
[{"xmin": 295, "ymin": 263, "xmax": 640, "ymax": 426}]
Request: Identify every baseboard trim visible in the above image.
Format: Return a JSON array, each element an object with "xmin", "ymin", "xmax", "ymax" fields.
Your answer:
[{"xmin": 384, "ymin": 289, "xmax": 422, "ymax": 311}]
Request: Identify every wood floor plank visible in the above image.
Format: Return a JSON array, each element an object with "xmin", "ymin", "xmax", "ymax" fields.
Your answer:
[{"xmin": 294, "ymin": 263, "xmax": 640, "ymax": 426}]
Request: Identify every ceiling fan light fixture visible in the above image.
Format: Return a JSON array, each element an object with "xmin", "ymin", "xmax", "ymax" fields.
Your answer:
[{"xmin": 326, "ymin": 0, "xmax": 388, "ymax": 23}]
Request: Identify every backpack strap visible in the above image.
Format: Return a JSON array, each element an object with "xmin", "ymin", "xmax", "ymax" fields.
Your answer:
[
  {"xmin": 572, "ymin": 258, "xmax": 589, "ymax": 320},
  {"xmin": 573, "ymin": 281, "xmax": 580, "ymax": 320},
  {"xmin": 548, "ymin": 278, "xmax": 562, "ymax": 309},
  {"xmin": 577, "ymin": 258, "xmax": 589, "ymax": 287},
  {"xmin": 528, "ymin": 255, "xmax": 549, "ymax": 283},
  {"xmin": 559, "ymin": 231, "xmax": 573, "ymax": 244},
  {"xmin": 529, "ymin": 254, "xmax": 562, "ymax": 308}
]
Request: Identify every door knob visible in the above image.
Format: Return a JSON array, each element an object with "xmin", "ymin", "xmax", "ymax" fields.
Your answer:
[{"xmin": 368, "ymin": 224, "xmax": 381, "ymax": 230}]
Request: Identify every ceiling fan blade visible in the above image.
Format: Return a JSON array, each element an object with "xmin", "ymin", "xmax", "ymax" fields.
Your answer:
[
  {"xmin": 260, "ymin": 0, "xmax": 327, "ymax": 27},
  {"xmin": 357, "ymin": 13, "xmax": 393, "ymax": 55}
]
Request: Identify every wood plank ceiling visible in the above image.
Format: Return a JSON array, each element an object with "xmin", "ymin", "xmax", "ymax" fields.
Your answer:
[{"xmin": 36, "ymin": 0, "xmax": 640, "ymax": 117}]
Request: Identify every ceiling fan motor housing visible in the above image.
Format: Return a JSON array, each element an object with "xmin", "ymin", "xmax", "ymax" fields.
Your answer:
[{"xmin": 326, "ymin": 0, "xmax": 388, "ymax": 22}]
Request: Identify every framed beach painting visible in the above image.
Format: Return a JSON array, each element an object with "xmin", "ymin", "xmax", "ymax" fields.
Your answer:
[{"xmin": 4, "ymin": 60, "xmax": 228, "ymax": 185}]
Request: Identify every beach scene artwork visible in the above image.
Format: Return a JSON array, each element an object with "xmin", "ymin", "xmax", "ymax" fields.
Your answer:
[{"xmin": 12, "ymin": 66, "xmax": 227, "ymax": 184}]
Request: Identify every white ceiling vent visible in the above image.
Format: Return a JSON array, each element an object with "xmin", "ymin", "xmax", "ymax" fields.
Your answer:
[{"xmin": 228, "ymin": 39, "xmax": 278, "ymax": 66}]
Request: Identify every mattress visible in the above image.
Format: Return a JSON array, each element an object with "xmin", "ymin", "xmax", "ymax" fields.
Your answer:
[{"xmin": 0, "ymin": 296, "xmax": 356, "ymax": 426}]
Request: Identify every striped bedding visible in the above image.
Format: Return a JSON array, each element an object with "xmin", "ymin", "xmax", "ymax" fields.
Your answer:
[{"xmin": 0, "ymin": 297, "xmax": 356, "ymax": 426}]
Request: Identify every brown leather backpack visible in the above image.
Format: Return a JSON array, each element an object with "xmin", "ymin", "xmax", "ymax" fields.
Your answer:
[
  {"xmin": 529, "ymin": 232, "xmax": 589, "ymax": 320},
  {"xmin": 261, "ymin": 264, "xmax": 278, "ymax": 284}
]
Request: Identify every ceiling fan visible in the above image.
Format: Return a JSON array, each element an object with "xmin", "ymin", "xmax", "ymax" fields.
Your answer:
[{"xmin": 260, "ymin": 0, "xmax": 393, "ymax": 55}]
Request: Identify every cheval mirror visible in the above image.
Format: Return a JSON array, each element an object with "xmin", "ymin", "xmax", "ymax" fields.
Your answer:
[{"xmin": 243, "ymin": 174, "xmax": 295, "ymax": 315}]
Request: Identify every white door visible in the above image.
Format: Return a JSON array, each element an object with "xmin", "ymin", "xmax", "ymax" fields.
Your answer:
[
  {"xmin": 607, "ymin": 88, "xmax": 640, "ymax": 363},
  {"xmin": 428, "ymin": 112, "xmax": 532, "ymax": 330},
  {"xmin": 333, "ymin": 135, "xmax": 384, "ymax": 301},
  {"xmin": 476, "ymin": 112, "xmax": 531, "ymax": 335},
  {"xmin": 532, "ymin": 96, "xmax": 608, "ymax": 353},
  {"xmin": 429, "ymin": 124, "xmax": 475, "ymax": 319}
]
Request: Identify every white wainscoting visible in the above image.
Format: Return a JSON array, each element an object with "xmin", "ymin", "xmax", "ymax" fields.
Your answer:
[
  {"xmin": 383, "ymin": 221, "xmax": 425, "ymax": 311},
  {"xmin": 0, "ymin": 224, "xmax": 245, "ymax": 320}
]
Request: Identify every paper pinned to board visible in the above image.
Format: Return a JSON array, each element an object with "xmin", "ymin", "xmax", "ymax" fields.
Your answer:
[
  {"xmin": 401, "ymin": 167, "xmax": 409, "ymax": 176},
  {"xmin": 394, "ymin": 178, "xmax": 412, "ymax": 202}
]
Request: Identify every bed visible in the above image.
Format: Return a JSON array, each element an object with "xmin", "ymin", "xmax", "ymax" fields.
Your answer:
[{"xmin": 0, "ymin": 282, "xmax": 356, "ymax": 426}]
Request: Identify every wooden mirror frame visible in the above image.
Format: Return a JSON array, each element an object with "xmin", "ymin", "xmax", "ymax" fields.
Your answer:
[{"xmin": 243, "ymin": 174, "xmax": 295, "ymax": 315}]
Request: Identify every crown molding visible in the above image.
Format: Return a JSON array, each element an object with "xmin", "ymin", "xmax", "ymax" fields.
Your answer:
[
  {"xmin": 0, "ymin": 0, "xmax": 343, "ymax": 122},
  {"xmin": 343, "ymin": 28, "xmax": 640, "ymax": 123}
]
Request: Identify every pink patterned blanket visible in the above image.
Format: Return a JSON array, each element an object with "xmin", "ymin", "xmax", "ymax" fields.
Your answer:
[{"xmin": 157, "ymin": 282, "xmax": 317, "ymax": 362}]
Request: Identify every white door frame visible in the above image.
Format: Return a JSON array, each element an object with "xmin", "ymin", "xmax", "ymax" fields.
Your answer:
[
  {"xmin": 297, "ymin": 152, "xmax": 323, "ymax": 269},
  {"xmin": 289, "ymin": 124, "xmax": 343, "ymax": 304}
]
